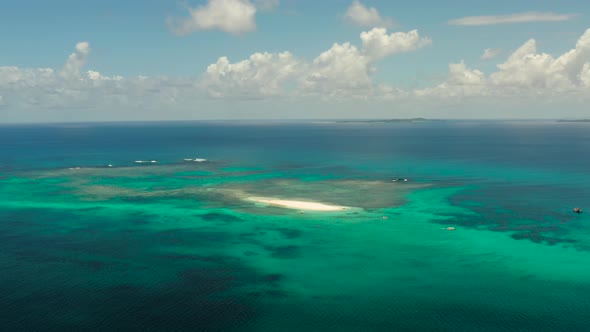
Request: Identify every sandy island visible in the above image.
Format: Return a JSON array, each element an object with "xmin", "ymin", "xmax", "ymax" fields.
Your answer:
[{"xmin": 247, "ymin": 197, "xmax": 349, "ymax": 211}]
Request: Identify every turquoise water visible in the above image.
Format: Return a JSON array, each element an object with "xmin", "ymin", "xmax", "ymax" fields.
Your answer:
[{"xmin": 1, "ymin": 121, "xmax": 589, "ymax": 331}]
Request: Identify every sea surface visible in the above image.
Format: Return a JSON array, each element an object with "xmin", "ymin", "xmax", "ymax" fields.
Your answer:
[{"xmin": 0, "ymin": 120, "xmax": 589, "ymax": 331}]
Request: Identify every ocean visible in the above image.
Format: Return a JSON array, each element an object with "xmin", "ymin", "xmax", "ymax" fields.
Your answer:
[{"xmin": 1, "ymin": 120, "xmax": 589, "ymax": 331}]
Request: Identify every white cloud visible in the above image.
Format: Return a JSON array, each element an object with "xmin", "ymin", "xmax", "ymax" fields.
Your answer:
[
  {"xmin": 14, "ymin": 29, "xmax": 427, "ymax": 107},
  {"xmin": 449, "ymin": 12, "xmax": 577, "ymax": 26},
  {"xmin": 489, "ymin": 39, "xmax": 564, "ymax": 89},
  {"xmin": 60, "ymin": 41, "xmax": 89, "ymax": 80},
  {"xmin": 481, "ymin": 48, "xmax": 501, "ymax": 61},
  {"xmin": 87, "ymin": 70, "xmax": 123, "ymax": 81},
  {"xmin": 553, "ymin": 28, "xmax": 590, "ymax": 84},
  {"xmin": 0, "ymin": 42, "xmax": 199, "ymax": 112},
  {"xmin": 168, "ymin": 0, "xmax": 257, "ymax": 35},
  {"xmin": 581, "ymin": 63, "xmax": 590, "ymax": 87},
  {"xmin": 489, "ymin": 29, "xmax": 590, "ymax": 89},
  {"xmin": 300, "ymin": 28, "xmax": 431, "ymax": 97},
  {"xmin": 202, "ymin": 52, "xmax": 300, "ymax": 97},
  {"xmin": 344, "ymin": 0, "xmax": 393, "ymax": 28},
  {"xmin": 0, "ymin": 66, "xmax": 55, "ymax": 88},
  {"xmin": 302, "ymin": 42, "xmax": 372, "ymax": 97},
  {"xmin": 421, "ymin": 28, "xmax": 590, "ymax": 99},
  {"xmin": 415, "ymin": 61, "xmax": 487, "ymax": 98},
  {"xmin": 361, "ymin": 28, "xmax": 431, "ymax": 61},
  {"xmin": 448, "ymin": 61, "xmax": 485, "ymax": 85},
  {"xmin": 3, "ymin": 27, "xmax": 590, "ymax": 120},
  {"xmin": 87, "ymin": 70, "xmax": 104, "ymax": 81},
  {"xmin": 201, "ymin": 28, "xmax": 431, "ymax": 98}
]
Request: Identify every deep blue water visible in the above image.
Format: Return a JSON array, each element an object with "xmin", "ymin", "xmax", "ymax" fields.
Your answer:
[{"xmin": 2, "ymin": 120, "xmax": 589, "ymax": 174}]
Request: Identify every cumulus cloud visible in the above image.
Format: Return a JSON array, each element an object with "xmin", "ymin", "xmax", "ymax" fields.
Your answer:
[
  {"xmin": 3, "ymin": 28, "xmax": 431, "ymax": 109},
  {"xmin": 581, "ymin": 63, "xmax": 590, "ymax": 87},
  {"xmin": 420, "ymin": 28, "xmax": 590, "ymax": 99},
  {"xmin": 489, "ymin": 39, "xmax": 558, "ymax": 88},
  {"xmin": 553, "ymin": 29, "xmax": 590, "ymax": 84},
  {"xmin": 490, "ymin": 29, "xmax": 590, "ymax": 89},
  {"xmin": 60, "ymin": 42, "xmax": 89, "ymax": 80},
  {"xmin": 415, "ymin": 61, "xmax": 487, "ymax": 98},
  {"xmin": 481, "ymin": 48, "xmax": 501, "ymax": 61},
  {"xmin": 0, "ymin": 42, "xmax": 199, "ymax": 112},
  {"xmin": 447, "ymin": 61, "xmax": 486, "ymax": 85},
  {"xmin": 202, "ymin": 28, "xmax": 431, "ymax": 98},
  {"xmin": 0, "ymin": 66, "xmax": 55, "ymax": 88},
  {"xmin": 300, "ymin": 28, "xmax": 430, "ymax": 96},
  {"xmin": 344, "ymin": 0, "xmax": 393, "ymax": 28},
  {"xmin": 449, "ymin": 12, "xmax": 577, "ymax": 26},
  {"xmin": 86, "ymin": 70, "xmax": 123, "ymax": 81},
  {"xmin": 302, "ymin": 42, "xmax": 373, "ymax": 96},
  {"xmin": 202, "ymin": 52, "xmax": 300, "ymax": 97},
  {"xmin": 168, "ymin": 0, "xmax": 257, "ymax": 35},
  {"xmin": 361, "ymin": 28, "xmax": 431, "ymax": 60},
  {"xmin": 4, "ymin": 27, "xmax": 590, "ymax": 120}
]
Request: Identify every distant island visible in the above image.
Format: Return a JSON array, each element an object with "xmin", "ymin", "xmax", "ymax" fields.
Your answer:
[
  {"xmin": 336, "ymin": 118, "xmax": 442, "ymax": 124},
  {"xmin": 557, "ymin": 119, "xmax": 590, "ymax": 123}
]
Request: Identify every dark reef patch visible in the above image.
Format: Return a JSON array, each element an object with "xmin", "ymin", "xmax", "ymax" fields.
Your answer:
[
  {"xmin": 0, "ymin": 207, "xmax": 272, "ymax": 331},
  {"xmin": 510, "ymin": 231, "xmax": 576, "ymax": 246},
  {"xmin": 178, "ymin": 267, "xmax": 240, "ymax": 294},
  {"xmin": 200, "ymin": 212, "xmax": 244, "ymax": 223},
  {"xmin": 275, "ymin": 227, "xmax": 302, "ymax": 239},
  {"xmin": 156, "ymin": 253, "xmax": 225, "ymax": 263},
  {"xmin": 262, "ymin": 273, "xmax": 284, "ymax": 283},
  {"xmin": 264, "ymin": 245, "xmax": 300, "ymax": 259},
  {"xmin": 0, "ymin": 277, "xmax": 260, "ymax": 331},
  {"xmin": 154, "ymin": 229, "xmax": 230, "ymax": 247},
  {"xmin": 445, "ymin": 185, "xmax": 582, "ymax": 247}
]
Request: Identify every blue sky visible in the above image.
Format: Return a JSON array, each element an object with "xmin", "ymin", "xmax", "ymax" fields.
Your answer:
[{"xmin": 1, "ymin": 0, "xmax": 590, "ymax": 122}]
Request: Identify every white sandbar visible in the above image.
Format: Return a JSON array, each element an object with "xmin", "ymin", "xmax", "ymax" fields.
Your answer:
[{"xmin": 247, "ymin": 197, "xmax": 349, "ymax": 211}]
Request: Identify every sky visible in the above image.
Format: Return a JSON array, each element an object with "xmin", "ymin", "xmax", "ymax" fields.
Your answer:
[{"xmin": 1, "ymin": 0, "xmax": 590, "ymax": 122}]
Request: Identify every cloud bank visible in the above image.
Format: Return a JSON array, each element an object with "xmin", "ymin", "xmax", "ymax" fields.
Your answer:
[
  {"xmin": 2, "ymin": 27, "xmax": 590, "ymax": 120},
  {"xmin": 203, "ymin": 28, "xmax": 431, "ymax": 98},
  {"xmin": 449, "ymin": 12, "xmax": 577, "ymax": 26},
  {"xmin": 0, "ymin": 42, "xmax": 196, "ymax": 112},
  {"xmin": 418, "ymin": 28, "xmax": 590, "ymax": 99}
]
